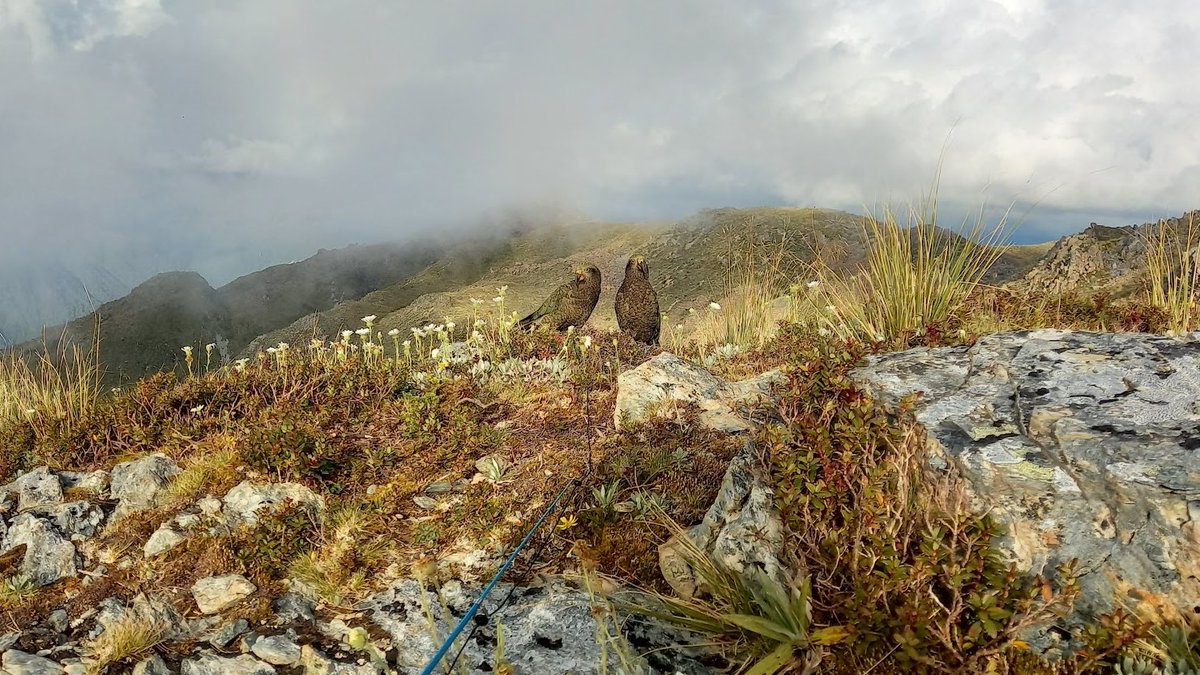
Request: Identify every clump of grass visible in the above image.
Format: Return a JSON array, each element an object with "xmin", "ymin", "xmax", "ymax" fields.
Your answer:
[
  {"xmin": 810, "ymin": 188, "xmax": 1010, "ymax": 345},
  {"xmin": 158, "ymin": 441, "xmax": 239, "ymax": 506},
  {"xmin": 693, "ymin": 226, "xmax": 793, "ymax": 350},
  {"xmin": 1142, "ymin": 213, "xmax": 1200, "ymax": 334},
  {"xmin": 0, "ymin": 319, "xmax": 101, "ymax": 445},
  {"xmin": 83, "ymin": 610, "xmax": 171, "ymax": 672},
  {"xmin": 289, "ymin": 505, "xmax": 383, "ymax": 606}
]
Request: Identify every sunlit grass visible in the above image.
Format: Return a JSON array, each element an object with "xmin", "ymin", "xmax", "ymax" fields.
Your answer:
[
  {"xmin": 0, "ymin": 320, "xmax": 101, "ymax": 439},
  {"xmin": 809, "ymin": 190, "xmax": 1011, "ymax": 345},
  {"xmin": 1142, "ymin": 213, "xmax": 1200, "ymax": 334}
]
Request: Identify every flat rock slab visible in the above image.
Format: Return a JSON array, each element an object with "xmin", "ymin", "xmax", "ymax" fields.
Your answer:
[
  {"xmin": 615, "ymin": 353, "xmax": 782, "ymax": 433},
  {"xmin": 853, "ymin": 329, "xmax": 1200, "ymax": 639}
]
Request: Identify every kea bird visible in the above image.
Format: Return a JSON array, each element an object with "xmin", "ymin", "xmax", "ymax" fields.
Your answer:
[
  {"xmin": 517, "ymin": 265, "xmax": 602, "ymax": 332},
  {"xmin": 615, "ymin": 255, "xmax": 660, "ymax": 345}
]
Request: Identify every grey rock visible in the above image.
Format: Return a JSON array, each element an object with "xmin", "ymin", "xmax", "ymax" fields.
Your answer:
[
  {"xmin": 132, "ymin": 653, "xmax": 172, "ymax": 675},
  {"xmin": 110, "ymin": 454, "xmax": 180, "ymax": 519},
  {"xmin": 9, "ymin": 467, "xmax": 64, "ymax": 511},
  {"xmin": 251, "ymin": 635, "xmax": 301, "ymax": 666},
  {"xmin": 1, "ymin": 513, "xmax": 78, "ymax": 586},
  {"xmin": 852, "ymin": 330, "xmax": 1200, "ymax": 648},
  {"xmin": 57, "ymin": 470, "xmax": 109, "ymax": 495},
  {"xmin": 195, "ymin": 497, "xmax": 222, "ymax": 517},
  {"xmin": 298, "ymin": 645, "xmax": 375, "ymax": 675},
  {"xmin": 363, "ymin": 578, "xmax": 704, "ymax": 673},
  {"xmin": 191, "ymin": 575, "xmax": 256, "ymax": 615},
  {"xmin": 0, "ymin": 633, "xmax": 18, "ymax": 653},
  {"xmin": 1, "ymin": 649, "xmax": 64, "ymax": 674},
  {"xmin": 47, "ymin": 609, "xmax": 67, "ymax": 633},
  {"xmin": 271, "ymin": 592, "xmax": 315, "ymax": 623},
  {"xmin": 172, "ymin": 512, "xmax": 201, "ymax": 530},
  {"xmin": 659, "ymin": 441, "xmax": 784, "ymax": 598},
  {"xmin": 143, "ymin": 525, "xmax": 187, "ymax": 559},
  {"xmin": 615, "ymin": 353, "xmax": 782, "ymax": 433},
  {"xmin": 30, "ymin": 501, "xmax": 104, "ymax": 541},
  {"xmin": 221, "ymin": 482, "xmax": 324, "ymax": 527},
  {"xmin": 205, "ymin": 617, "xmax": 249, "ymax": 649},
  {"xmin": 181, "ymin": 653, "xmax": 275, "ymax": 675},
  {"xmin": 59, "ymin": 660, "xmax": 87, "ymax": 675}
]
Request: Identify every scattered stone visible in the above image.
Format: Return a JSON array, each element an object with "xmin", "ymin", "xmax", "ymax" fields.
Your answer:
[
  {"xmin": 615, "ymin": 353, "xmax": 783, "ymax": 433},
  {"xmin": 853, "ymin": 330, "xmax": 1200, "ymax": 649},
  {"xmin": 1, "ymin": 514, "xmax": 77, "ymax": 586},
  {"xmin": 143, "ymin": 525, "xmax": 187, "ymax": 559},
  {"xmin": 1, "ymin": 649, "xmax": 64, "ymax": 674},
  {"xmin": 298, "ymin": 645, "xmax": 375, "ymax": 675},
  {"xmin": 658, "ymin": 441, "xmax": 785, "ymax": 599},
  {"xmin": 221, "ymin": 482, "xmax": 324, "ymax": 526},
  {"xmin": 251, "ymin": 635, "xmax": 302, "ymax": 666},
  {"xmin": 192, "ymin": 575, "xmax": 256, "ymax": 615},
  {"xmin": 57, "ymin": 470, "xmax": 109, "ymax": 495},
  {"xmin": 31, "ymin": 502, "xmax": 105, "ymax": 541},
  {"xmin": 59, "ymin": 660, "xmax": 87, "ymax": 675},
  {"xmin": 47, "ymin": 610, "xmax": 67, "ymax": 634},
  {"xmin": 110, "ymin": 454, "xmax": 180, "ymax": 520},
  {"xmin": 173, "ymin": 512, "xmax": 201, "ymax": 530},
  {"xmin": 132, "ymin": 653, "xmax": 172, "ymax": 675},
  {"xmin": 0, "ymin": 633, "xmax": 19, "ymax": 651},
  {"xmin": 271, "ymin": 592, "xmax": 315, "ymax": 623},
  {"xmin": 196, "ymin": 497, "xmax": 222, "ymax": 517},
  {"xmin": 205, "ymin": 618, "xmax": 249, "ymax": 649},
  {"xmin": 9, "ymin": 467, "xmax": 64, "ymax": 511},
  {"xmin": 181, "ymin": 652, "xmax": 275, "ymax": 675}
]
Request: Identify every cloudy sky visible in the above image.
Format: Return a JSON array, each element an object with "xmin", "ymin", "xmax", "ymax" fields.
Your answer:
[{"xmin": 1, "ymin": 0, "xmax": 1198, "ymax": 284}]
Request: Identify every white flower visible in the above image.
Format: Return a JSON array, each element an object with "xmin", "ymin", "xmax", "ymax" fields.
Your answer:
[
  {"xmin": 474, "ymin": 319, "xmax": 486, "ymax": 329},
  {"xmin": 111, "ymin": 387, "xmax": 121, "ymax": 394},
  {"xmin": 362, "ymin": 314, "xmax": 377, "ymax": 324},
  {"xmin": 205, "ymin": 343, "xmax": 216, "ymax": 351},
  {"xmin": 675, "ymin": 324, "xmax": 683, "ymax": 331},
  {"xmin": 342, "ymin": 330, "xmax": 354, "ymax": 340},
  {"xmin": 235, "ymin": 358, "xmax": 249, "ymax": 366},
  {"xmin": 388, "ymin": 328, "xmax": 400, "ymax": 336},
  {"xmin": 431, "ymin": 348, "xmax": 441, "ymax": 359},
  {"xmin": 402, "ymin": 340, "xmax": 411, "ymax": 348},
  {"xmin": 356, "ymin": 328, "xmax": 371, "ymax": 336},
  {"xmin": 267, "ymin": 347, "xmax": 277, "ymax": 354},
  {"xmin": 807, "ymin": 280, "xmax": 820, "ymax": 289},
  {"xmin": 470, "ymin": 298, "xmax": 483, "ymax": 306},
  {"xmin": 24, "ymin": 408, "xmax": 36, "ymax": 415},
  {"xmin": 708, "ymin": 302, "xmax": 721, "ymax": 311},
  {"xmin": 446, "ymin": 321, "xmax": 456, "ymax": 331},
  {"xmin": 277, "ymin": 342, "xmax": 288, "ymax": 350},
  {"xmin": 825, "ymin": 305, "xmax": 836, "ymax": 313},
  {"xmin": 492, "ymin": 296, "xmax": 503, "ymax": 303},
  {"xmin": 181, "ymin": 346, "xmax": 193, "ymax": 355},
  {"xmin": 567, "ymin": 325, "xmax": 575, "ymax": 334},
  {"xmin": 190, "ymin": 405, "xmax": 204, "ymax": 413},
  {"xmin": 498, "ymin": 285, "xmax": 508, "ymax": 293},
  {"xmin": 582, "ymin": 336, "xmax": 593, "ymax": 350},
  {"xmin": 411, "ymin": 327, "xmax": 423, "ymax": 336},
  {"xmin": 817, "ymin": 327, "xmax": 830, "ymax": 337}
]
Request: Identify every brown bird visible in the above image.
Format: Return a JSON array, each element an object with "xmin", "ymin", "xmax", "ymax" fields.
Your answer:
[
  {"xmin": 615, "ymin": 255, "xmax": 660, "ymax": 345},
  {"xmin": 517, "ymin": 265, "xmax": 602, "ymax": 332}
]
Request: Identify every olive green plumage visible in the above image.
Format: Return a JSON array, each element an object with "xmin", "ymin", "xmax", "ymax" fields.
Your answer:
[
  {"xmin": 615, "ymin": 255, "xmax": 660, "ymax": 345},
  {"xmin": 517, "ymin": 265, "xmax": 602, "ymax": 332}
]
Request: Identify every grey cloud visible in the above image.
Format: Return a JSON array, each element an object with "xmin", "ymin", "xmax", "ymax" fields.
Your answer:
[{"xmin": 1, "ymin": 0, "xmax": 1198, "ymax": 287}]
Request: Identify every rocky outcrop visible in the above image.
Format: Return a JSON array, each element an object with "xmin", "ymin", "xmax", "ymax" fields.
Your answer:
[
  {"xmin": 615, "ymin": 353, "xmax": 783, "ymax": 433},
  {"xmin": 192, "ymin": 575, "xmax": 257, "ymax": 615},
  {"xmin": 852, "ymin": 330, "xmax": 1200, "ymax": 643},
  {"xmin": 109, "ymin": 454, "xmax": 180, "ymax": 520},
  {"xmin": 659, "ymin": 441, "xmax": 785, "ymax": 599}
]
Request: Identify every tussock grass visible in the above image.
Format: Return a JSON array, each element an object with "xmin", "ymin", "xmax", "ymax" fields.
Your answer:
[
  {"xmin": 82, "ymin": 611, "xmax": 171, "ymax": 673},
  {"xmin": 0, "ymin": 321, "xmax": 101, "ymax": 436},
  {"xmin": 288, "ymin": 505, "xmax": 382, "ymax": 606},
  {"xmin": 693, "ymin": 228, "xmax": 794, "ymax": 350},
  {"xmin": 1142, "ymin": 213, "xmax": 1200, "ymax": 333},
  {"xmin": 158, "ymin": 441, "xmax": 240, "ymax": 506},
  {"xmin": 810, "ymin": 191, "xmax": 1010, "ymax": 345}
]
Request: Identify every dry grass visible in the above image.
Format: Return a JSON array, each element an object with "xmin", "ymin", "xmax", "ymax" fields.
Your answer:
[
  {"xmin": 809, "ymin": 191, "xmax": 1010, "ymax": 345},
  {"xmin": 0, "ymin": 320, "xmax": 101, "ymax": 436},
  {"xmin": 82, "ymin": 610, "xmax": 171, "ymax": 673},
  {"xmin": 1142, "ymin": 213, "xmax": 1200, "ymax": 333}
]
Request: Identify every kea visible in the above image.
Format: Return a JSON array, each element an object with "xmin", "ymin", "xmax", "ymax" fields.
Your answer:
[
  {"xmin": 517, "ymin": 265, "xmax": 602, "ymax": 332},
  {"xmin": 615, "ymin": 255, "xmax": 660, "ymax": 345}
]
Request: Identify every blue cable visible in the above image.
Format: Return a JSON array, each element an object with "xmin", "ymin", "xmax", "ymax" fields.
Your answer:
[{"xmin": 418, "ymin": 477, "xmax": 579, "ymax": 675}]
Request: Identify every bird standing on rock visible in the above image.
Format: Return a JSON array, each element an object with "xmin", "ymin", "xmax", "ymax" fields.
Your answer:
[
  {"xmin": 517, "ymin": 265, "xmax": 602, "ymax": 332},
  {"xmin": 615, "ymin": 255, "xmax": 660, "ymax": 345}
]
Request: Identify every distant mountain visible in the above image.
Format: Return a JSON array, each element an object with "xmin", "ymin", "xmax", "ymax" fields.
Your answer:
[{"xmin": 16, "ymin": 241, "xmax": 447, "ymax": 384}]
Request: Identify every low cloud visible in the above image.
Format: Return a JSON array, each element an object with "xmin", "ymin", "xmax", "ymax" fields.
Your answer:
[{"xmin": 1, "ymin": 0, "xmax": 1198, "ymax": 284}]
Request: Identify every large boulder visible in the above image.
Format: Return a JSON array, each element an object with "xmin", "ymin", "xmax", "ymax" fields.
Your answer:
[
  {"xmin": 222, "ymin": 481, "xmax": 325, "ymax": 527},
  {"xmin": 852, "ymin": 330, "xmax": 1200, "ymax": 636},
  {"xmin": 615, "ymin": 353, "xmax": 783, "ymax": 433},
  {"xmin": 1, "ymin": 513, "xmax": 78, "ymax": 586}
]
